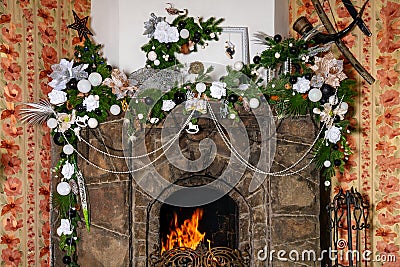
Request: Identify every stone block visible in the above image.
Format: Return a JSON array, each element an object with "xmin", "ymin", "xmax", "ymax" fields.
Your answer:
[
  {"xmin": 271, "ymin": 216, "xmax": 319, "ymax": 244},
  {"xmin": 77, "ymin": 226, "xmax": 129, "ymax": 267}
]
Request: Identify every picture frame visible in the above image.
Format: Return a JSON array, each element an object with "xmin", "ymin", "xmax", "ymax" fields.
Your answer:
[{"xmin": 175, "ymin": 26, "xmax": 250, "ymax": 67}]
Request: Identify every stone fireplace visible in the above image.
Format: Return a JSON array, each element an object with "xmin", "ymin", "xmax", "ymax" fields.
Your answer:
[{"xmin": 52, "ymin": 108, "xmax": 321, "ymax": 267}]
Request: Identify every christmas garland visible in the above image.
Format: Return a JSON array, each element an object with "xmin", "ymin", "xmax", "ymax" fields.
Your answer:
[
  {"xmin": 141, "ymin": 12, "xmax": 224, "ymax": 69},
  {"xmin": 20, "ymin": 10, "xmax": 358, "ymax": 267}
]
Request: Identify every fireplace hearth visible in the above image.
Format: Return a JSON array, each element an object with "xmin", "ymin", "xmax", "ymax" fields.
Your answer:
[{"xmin": 52, "ymin": 110, "xmax": 321, "ymax": 267}]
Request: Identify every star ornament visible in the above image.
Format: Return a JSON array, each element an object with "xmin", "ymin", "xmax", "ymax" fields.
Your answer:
[{"xmin": 67, "ymin": 11, "xmax": 93, "ymax": 41}]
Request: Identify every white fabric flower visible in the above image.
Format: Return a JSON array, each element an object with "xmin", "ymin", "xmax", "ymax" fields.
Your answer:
[
  {"xmin": 57, "ymin": 110, "xmax": 76, "ymax": 133},
  {"xmin": 153, "ymin": 21, "xmax": 179, "ymax": 43},
  {"xmin": 83, "ymin": 95, "xmax": 100, "ymax": 112},
  {"xmin": 292, "ymin": 77, "xmax": 311, "ymax": 93},
  {"xmin": 161, "ymin": 100, "xmax": 176, "ymax": 111},
  {"xmin": 57, "ymin": 219, "xmax": 73, "ymax": 236},
  {"xmin": 48, "ymin": 89, "xmax": 67, "ymax": 105},
  {"xmin": 210, "ymin": 82, "xmax": 227, "ymax": 99},
  {"xmin": 48, "ymin": 59, "xmax": 88, "ymax": 90},
  {"xmin": 61, "ymin": 161, "xmax": 75, "ymax": 179},
  {"xmin": 325, "ymin": 126, "xmax": 341, "ymax": 143}
]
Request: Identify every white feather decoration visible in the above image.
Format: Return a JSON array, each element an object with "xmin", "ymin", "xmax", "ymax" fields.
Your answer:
[
  {"xmin": 20, "ymin": 99, "xmax": 56, "ymax": 125},
  {"xmin": 252, "ymin": 31, "xmax": 273, "ymax": 46}
]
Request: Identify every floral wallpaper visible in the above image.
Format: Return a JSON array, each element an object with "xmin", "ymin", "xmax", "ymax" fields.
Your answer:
[
  {"xmin": 290, "ymin": 0, "xmax": 400, "ymax": 265},
  {"xmin": 0, "ymin": 0, "xmax": 90, "ymax": 266}
]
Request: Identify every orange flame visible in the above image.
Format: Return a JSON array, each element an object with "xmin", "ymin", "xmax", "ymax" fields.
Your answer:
[{"xmin": 161, "ymin": 208, "xmax": 205, "ymax": 253}]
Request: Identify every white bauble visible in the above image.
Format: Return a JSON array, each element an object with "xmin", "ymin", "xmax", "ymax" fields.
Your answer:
[
  {"xmin": 229, "ymin": 113, "xmax": 236, "ymax": 119},
  {"xmin": 308, "ymin": 88, "xmax": 323, "ymax": 102},
  {"xmin": 249, "ymin": 98, "xmax": 260, "ymax": 109},
  {"xmin": 154, "ymin": 59, "xmax": 160, "ymax": 66},
  {"xmin": 147, "ymin": 51, "xmax": 157, "ymax": 61},
  {"xmin": 57, "ymin": 182, "xmax": 71, "ymax": 196},
  {"xmin": 47, "ymin": 118, "xmax": 58, "ymax": 129},
  {"xmin": 88, "ymin": 72, "xmax": 102, "ymax": 86},
  {"xmin": 180, "ymin": 29, "xmax": 190, "ymax": 39},
  {"xmin": 324, "ymin": 180, "xmax": 331, "ymax": 187},
  {"xmin": 137, "ymin": 114, "xmax": 144, "ymax": 120},
  {"xmin": 340, "ymin": 102, "xmax": 349, "ymax": 111},
  {"xmin": 63, "ymin": 144, "xmax": 74, "ymax": 155},
  {"xmin": 324, "ymin": 160, "xmax": 332, "ymax": 168},
  {"xmin": 87, "ymin": 117, "xmax": 98, "ymax": 128},
  {"xmin": 234, "ymin": 61, "xmax": 244, "ymax": 71},
  {"xmin": 196, "ymin": 82, "xmax": 206, "ymax": 93},
  {"xmin": 110, "ymin": 104, "xmax": 121, "ymax": 115},
  {"xmin": 77, "ymin": 79, "xmax": 92, "ymax": 93}
]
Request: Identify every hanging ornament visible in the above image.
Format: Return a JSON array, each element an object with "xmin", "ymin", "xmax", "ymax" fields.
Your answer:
[
  {"xmin": 69, "ymin": 208, "xmax": 77, "ymax": 218},
  {"xmin": 229, "ymin": 113, "xmax": 236, "ymax": 119},
  {"xmin": 249, "ymin": 98, "xmax": 260, "ymax": 109},
  {"xmin": 75, "ymin": 104, "xmax": 85, "ymax": 113},
  {"xmin": 308, "ymin": 88, "xmax": 323, "ymax": 102},
  {"xmin": 110, "ymin": 104, "xmax": 121, "ymax": 115},
  {"xmin": 147, "ymin": 51, "xmax": 157, "ymax": 61},
  {"xmin": 273, "ymin": 34, "xmax": 282, "ymax": 43},
  {"xmin": 63, "ymin": 144, "xmax": 74, "ymax": 155},
  {"xmin": 180, "ymin": 29, "xmax": 190, "ymax": 39},
  {"xmin": 57, "ymin": 182, "xmax": 71, "ymax": 196},
  {"xmin": 233, "ymin": 61, "xmax": 244, "ymax": 71},
  {"xmin": 88, "ymin": 72, "xmax": 103, "ymax": 86},
  {"xmin": 289, "ymin": 76, "xmax": 298, "ymax": 84},
  {"xmin": 225, "ymin": 40, "xmax": 235, "ymax": 59},
  {"xmin": 87, "ymin": 117, "xmax": 98, "ymax": 128},
  {"xmin": 324, "ymin": 160, "xmax": 332, "ymax": 167},
  {"xmin": 196, "ymin": 82, "xmax": 206, "ymax": 93},
  {"xmin": 53, "ymin": 132, "xmax": 65, "ymax": 146},
  {"xmin": 274, "ymin": 52, "xmax": 281, "ymax": 59},
  {"xmin": 253, "ymin": 56, "xmax": 261, "ymax": 64},
  {"xmin": 304, "ymin": 73, "xmax": 312, "ymax": 80},
  {"xmin": 47, "ymin": 118, "xmax": 58, "ymax": 129},
  {"xmin": 77, "ymin": 79, "xmax": 92, "ymax": 93},
  {"xmin": 324, "ymin": 180, "xmax": 331, "ymax": 187},
  {"xmin": 144, "ymin": 96, "xmax": 154, "ymax": 105},
  {"xmin": 62, "ymin": 255, "xmax": 72, "ymax": 265},
  {"xmin": 137, "ymin": 114, "xmax": 144, "ymax": 120},
  {"xmin": 228, "ymin": 94, "xmax": 238, "ymax": 103},
  {"xmin": 154, "ymin": 59, "xmax": 160, "ymax": 66},
  {"xmin": 66, "ymin": 78, "xmax": 78, "ymax": 90},
  {"xmin": 94, "ymin": 108, "xmax": 102, "ymax": 116},
  {"xmin": 173, "ymin": 91, "xmax": 186, "ymax": 104}
]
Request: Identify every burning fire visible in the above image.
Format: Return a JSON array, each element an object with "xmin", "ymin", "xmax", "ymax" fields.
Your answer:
[{"xmin": 161, "ymin": 208, "xmax": 205, "ymax": 253}]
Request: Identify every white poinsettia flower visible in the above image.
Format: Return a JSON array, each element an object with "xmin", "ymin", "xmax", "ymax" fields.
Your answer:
[
  {"xmin": 153, "ymin": 21, "xmax": 179, "ymax": 43},
  {"xmin": 161, "ymin": 100, "xmax": 176, "ymax": 111},
  {"xmin": 292, "ymin": 77, "xmax": 311, "ymax": 93},
  {"xmin": 210, "ymin": 81, "xmax": 227, "ymax": 99},
  {"xmin": 48, "ymin": 89, "xmax": 67, "ymax": 105},
  {"xmin": 48, "ymin": 59, "xmax": 88, "ymax": 90},
  {"xmin": 325, "ymin": 125, "xmax": 342, "ymax": 143},
  {"xmin": 57, "ymin": 219, "xmax": 73, "ymax": 236},
  {"xmin": 83, "ymin": 95, "xmax": 100, "ymax": 112},
  {"xmin": 57, "ymin": 110, "xmax": 76, "ymax": 133},
  {"xmin": 61, "ymin": 161, "xmax": 75, "ymax": 179}
]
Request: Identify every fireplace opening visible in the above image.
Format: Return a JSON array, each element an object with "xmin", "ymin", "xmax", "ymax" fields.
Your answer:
[{"xmin": 159, "ymin": 194, "xmax": 238, "ymax": 253}]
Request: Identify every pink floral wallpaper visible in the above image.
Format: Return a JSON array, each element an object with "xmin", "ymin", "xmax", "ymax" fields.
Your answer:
[
  {"xmin": 0, "ymin": 0, "xmax": 90, "ymax": 266},
  {"xmin": 290, "ymin": 0, "xmax": 400, "ymax": 265}
]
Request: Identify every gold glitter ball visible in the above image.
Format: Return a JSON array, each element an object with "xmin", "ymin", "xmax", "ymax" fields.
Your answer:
[{"xmin": 189, "ymin": 61, "xmax": 205, "ymax": 74}]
